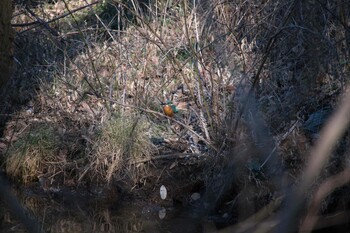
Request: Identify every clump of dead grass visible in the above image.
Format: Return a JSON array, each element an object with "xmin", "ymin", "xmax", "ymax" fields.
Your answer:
[
  {"xmin": 89, "ymin": 113, "xmax": 156, "ymax": 185},
  {"xmin": 5, "ymin": 123, "xmax": 61, "ymax": 184}
]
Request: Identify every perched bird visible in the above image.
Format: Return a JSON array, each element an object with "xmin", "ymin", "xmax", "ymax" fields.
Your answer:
[{"xmin": 162, "ymin": 100, "xmax": 178, "ymax": 117}]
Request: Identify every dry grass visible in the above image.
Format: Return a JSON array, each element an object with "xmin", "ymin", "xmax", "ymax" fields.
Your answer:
[
  {"xmin": 89, "ymin": 113, "xmax": 156, "ymax": 185},
  {"xmin": 6, "ymin": 124, "xmax": 60, "ymax": 184},
  {"xmin": 2, "ymin": 0, "xmax": 350, "ymax": 231}
]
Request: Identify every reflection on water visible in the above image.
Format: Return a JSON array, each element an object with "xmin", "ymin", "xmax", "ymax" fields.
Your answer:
[{"xmin": 0, "ymin": 186, "xmax": 204, "ymax": 233}]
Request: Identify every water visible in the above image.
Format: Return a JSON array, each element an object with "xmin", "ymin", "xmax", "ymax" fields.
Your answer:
[{"xmin": 0, "ymin": 186, "xmax": 205, "ymax": 233}]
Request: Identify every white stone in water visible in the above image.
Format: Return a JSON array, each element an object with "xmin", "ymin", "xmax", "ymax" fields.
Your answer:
[
  {"xmin": 160, "ymin": 185, "xmax": 167, "ymax": 200},
  {"xmin": 158, "ymin": 207, "xmax": 166, "ymax": 219},
  {"xmin": 191, "ymin": 192, "xmax": 201, "ymax": 201}
]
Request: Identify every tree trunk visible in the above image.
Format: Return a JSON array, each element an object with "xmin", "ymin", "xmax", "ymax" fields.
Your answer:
[{"xmin": 0, "ymin": 0, "xmax": 14, "ymax": 88}]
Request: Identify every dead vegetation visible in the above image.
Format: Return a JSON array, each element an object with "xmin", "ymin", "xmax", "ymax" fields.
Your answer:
[
  {"xmin": 89, "ymin": 113, "xmax": 155, "ymax": 185},
  {"xmin": 1, "ymin": 0, "xmax": 350, "ymax": 232}
]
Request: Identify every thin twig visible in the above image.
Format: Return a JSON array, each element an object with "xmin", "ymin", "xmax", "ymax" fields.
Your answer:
[
  {"xmin": 260, "ymin": 120, "xmax": 299, "ymax": 168},
  {"xmin": 105, "ymin": 97, "xmax": 218, "ymax": 151},
  {"xmin": 14, "ymin": 1, "xmax": 100, "ymax": 33},
  {"xmin": 129, "ymin": 152, "xmax": 202, "ymax": 164},
  {"xmin": 24, "ymin": 6, "xmax": 60, "ymax": 36}
]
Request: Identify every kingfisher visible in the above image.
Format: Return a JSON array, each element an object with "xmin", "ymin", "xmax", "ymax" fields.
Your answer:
[{"xmin": 162, "ymin": 100, "xmax": 178, "ymax": 117}]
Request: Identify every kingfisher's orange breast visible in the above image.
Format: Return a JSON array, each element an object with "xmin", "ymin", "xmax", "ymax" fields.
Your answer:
[{"xmin": 163, "ymin": 105, "xmax": 174, "ymax": 117}]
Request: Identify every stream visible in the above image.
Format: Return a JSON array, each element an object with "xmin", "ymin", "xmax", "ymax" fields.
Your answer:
[{"xmin": 0, "ymin": 182, "xmax": 209, "ymax": 233}]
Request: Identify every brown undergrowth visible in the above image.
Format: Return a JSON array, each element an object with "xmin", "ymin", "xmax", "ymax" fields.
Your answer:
[{"xmin": 1, "ymin": 0, "xmax": 350, "ymax": 232}]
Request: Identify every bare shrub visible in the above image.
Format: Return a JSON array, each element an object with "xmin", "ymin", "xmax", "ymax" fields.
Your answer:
[{"xmin": 4, "ymin": 0, "xmax": 350, "ymax": 231}]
